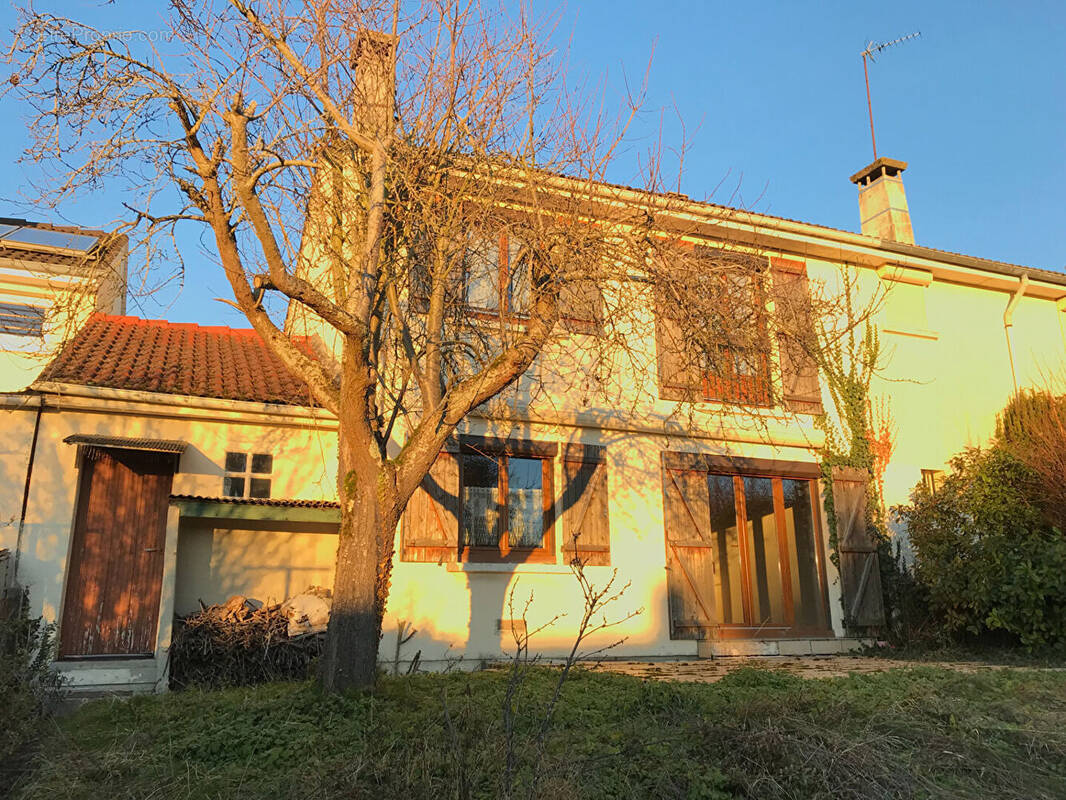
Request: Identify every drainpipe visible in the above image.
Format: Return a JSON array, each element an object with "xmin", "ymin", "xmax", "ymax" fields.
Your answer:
[
  {"xmin": 1003, "ymin": 272, "xmax": 1029, "ymax": 396},
  {"xmin": 14, "ymin": 394, "xmax": 44, "ymax": 586}
]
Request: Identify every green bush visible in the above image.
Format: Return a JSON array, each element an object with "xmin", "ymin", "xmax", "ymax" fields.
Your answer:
[
  {"xmin": 0, "ymin": 590, "xmax": 66, "ymax": 762},
  {"xmin": 896, "ymin": 446, "xmax": 1066, "ymax": 648}
]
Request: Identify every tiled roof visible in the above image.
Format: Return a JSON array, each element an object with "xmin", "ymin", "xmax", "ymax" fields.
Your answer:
[{"xmin": 38, "ymin": 314, "xmax": 318, "ymax": 406}]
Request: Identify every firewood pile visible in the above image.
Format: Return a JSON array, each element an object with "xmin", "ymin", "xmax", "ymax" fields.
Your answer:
[{"xmin": 169, "ymin": 590, "xmax": 330, "ymax": 690}]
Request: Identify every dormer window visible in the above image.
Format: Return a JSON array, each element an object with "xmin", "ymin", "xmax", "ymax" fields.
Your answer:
[{"xmin": 223, "ymin": 452, "xmax": 272, "ymax": 499}]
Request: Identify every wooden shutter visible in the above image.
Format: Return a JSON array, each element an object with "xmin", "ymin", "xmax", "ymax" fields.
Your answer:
[
  {"xmin": 771, "ymin": 258, "xmax": 823, "ymax": 414},
  {"xmin": 831, "ymin": 466, "xmax": 885, "ymax": 627},
  {"xmin": 560, "ymin": 444, "xmax": 611, "ymax": 566},
  {"xmin": 661, "ymin": 455, "xmax": 717, "ymax": 639},
  {"xmin": 401, "ymin": 445, "xmax": 460, "ymax": 563},
  {"xmin": 559, "ymin": 279, "xmax": 603, "ymax": 334},
  {"xmin": 655, "ymin": 297, "xmax": 702, "ymax": 401}
]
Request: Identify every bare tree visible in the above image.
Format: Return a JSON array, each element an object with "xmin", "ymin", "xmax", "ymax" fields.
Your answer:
[{"xmin": 6, "ymin": 0, "xmax": 876, "ymax": 691}]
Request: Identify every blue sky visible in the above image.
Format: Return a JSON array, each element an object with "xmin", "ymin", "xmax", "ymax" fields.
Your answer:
[{"xmin": 1, "ymin": 1, "xmax": 1063, "ymax": 326}]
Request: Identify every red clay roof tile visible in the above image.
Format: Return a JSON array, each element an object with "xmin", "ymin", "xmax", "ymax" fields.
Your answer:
[{"xmin": 38, "ymin": 314, "xmax": 318, "ymax": 406}]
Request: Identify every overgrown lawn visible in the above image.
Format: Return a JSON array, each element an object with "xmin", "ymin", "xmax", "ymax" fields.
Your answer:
[{"xmin": 13, "ymin": 665, "xmax": 1066, "ymax": 799}]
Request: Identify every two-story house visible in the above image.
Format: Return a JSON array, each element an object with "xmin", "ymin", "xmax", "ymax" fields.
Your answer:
[{"xmin": 1, "ymin": 157, "xmax": 1064, "ymax": 695}]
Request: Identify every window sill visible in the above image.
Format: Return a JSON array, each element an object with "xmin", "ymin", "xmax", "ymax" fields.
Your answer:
[
  {"xmin": 882, "ymin": 325, "xmax": 939, "ymax": 341},
  {"xmin": 446, "ymin": 561, "xmax": 590, "ymax": 575}
]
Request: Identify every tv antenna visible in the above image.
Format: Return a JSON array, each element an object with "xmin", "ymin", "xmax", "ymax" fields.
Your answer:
[{"xmin": 862, "ymin": 31, "xmax": 921, "ymax": 160}]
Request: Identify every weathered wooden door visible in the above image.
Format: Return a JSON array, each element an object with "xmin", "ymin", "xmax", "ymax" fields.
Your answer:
[
  {"xmin": 832, "ymin": 466, "xmax": 885, "ymax": 628},
  {"xmin": 60, "ymin": 448, "xmax": 175, "ymax": 657},
  {"xmin": 662, "ymin": 462, "xmax": 718, "ymax": 639}
]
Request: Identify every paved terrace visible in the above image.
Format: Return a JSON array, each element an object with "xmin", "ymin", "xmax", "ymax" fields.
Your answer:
[{"xmin": 592, "ymin": 655, "xmax": 1058, "ymax": 682}]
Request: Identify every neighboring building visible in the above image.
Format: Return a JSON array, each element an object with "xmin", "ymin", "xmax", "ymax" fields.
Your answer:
[
  {"xmin": 2, "ymin": 161, "xmax": 1065, "ymax": 695},
  {"xmin": 0, "ymin": 218, "xmax": 127, "ymax": 392}
]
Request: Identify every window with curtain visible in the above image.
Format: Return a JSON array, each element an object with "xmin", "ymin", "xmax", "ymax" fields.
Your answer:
[{"xmin": 458, "ymin": 441, "xmax": 555, "ymax": 563}]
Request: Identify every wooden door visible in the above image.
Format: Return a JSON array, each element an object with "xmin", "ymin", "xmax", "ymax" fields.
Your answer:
[
  {"xmin": 60, "ymin": 448, "xmax": 175, "ymax": 658},
  {"xmin": 662, "ymin": 463, "xmax": 718, "ymax": 639}
]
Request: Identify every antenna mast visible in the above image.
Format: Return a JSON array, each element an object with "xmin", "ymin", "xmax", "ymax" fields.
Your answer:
[{"xmin": 862, "ymin": 31, "xmax": 921, "ymax": 160}]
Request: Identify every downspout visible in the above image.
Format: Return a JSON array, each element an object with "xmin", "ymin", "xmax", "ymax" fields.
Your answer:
[
  {"xmin": 14, "ymin": 394, "xmax": 44, "ymax": 585},
  {"xmin": 1003, "ymin": 272, "xmax": 1029, "ymax": 396}
]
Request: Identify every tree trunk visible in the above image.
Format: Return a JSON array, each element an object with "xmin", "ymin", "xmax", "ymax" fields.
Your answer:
[
  {"xmin": 319, "ymin": 349, "xmax": 400, "ymax": 692},
  {"xmin": 320, "ymin": 464, "xmax": 386, "ymax": 691}
]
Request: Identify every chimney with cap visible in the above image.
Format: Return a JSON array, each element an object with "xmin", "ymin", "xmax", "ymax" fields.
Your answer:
[{"xmin": 849, "ymin": 157, "xmax": 914, "ymax": 244}]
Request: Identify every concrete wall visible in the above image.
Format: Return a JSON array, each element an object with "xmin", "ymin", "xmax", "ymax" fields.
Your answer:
[
  {"xmin": 0, "ymin": 394, "xmax": 41, "ymax": 556},
  {"xmin": 175, "ymin": 520, "xmax": 339, "ymax": 613},
  {"xmin": 384, "ymin": 415, "xmax": 838, "ymax": 668}
]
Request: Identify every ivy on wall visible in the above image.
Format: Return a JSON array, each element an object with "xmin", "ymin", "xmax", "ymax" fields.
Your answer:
[{"xmin": 810, "ymin": 270, "xmax": 886, "ymax": 561}]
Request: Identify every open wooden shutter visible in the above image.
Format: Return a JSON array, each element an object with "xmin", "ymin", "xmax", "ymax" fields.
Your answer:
[
  {"xmin": 559, "ymin": 279, "xmax": 604, "ymax": 334},
  {"xmin": 561, "ymin": 444, "xmax": 611, "ymax": 566},
  {"xmin": 401, "ymin": 445, "xmax": 460, "ymax": 563},
  {"xmin": 771, "ymin": 258, "xmax": 823, "ymax": 414},
  {"xmin": 832, "ymin": 466, "xmax": 885, "ymax": 627},
  {"xmin": 661, "ymin": 454, "xmax": 717, "ymax": 639},
  {"xmin": 655, "ymin": 298, "xmax": 702, "ymax": 401}
]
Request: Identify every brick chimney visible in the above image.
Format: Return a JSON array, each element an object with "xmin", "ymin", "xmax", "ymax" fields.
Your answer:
[
  {"xmin": 352, "ymin": 30, "xmax": 397, "ymax": 139},
  {"xmin": 849, "ymin": 157, "xmax": 914, "ymax": 244}
]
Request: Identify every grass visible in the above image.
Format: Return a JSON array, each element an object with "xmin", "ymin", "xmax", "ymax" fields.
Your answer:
[{"xmin": 11, "ymin": 665, "xmax": 1066, "ymax": 800}]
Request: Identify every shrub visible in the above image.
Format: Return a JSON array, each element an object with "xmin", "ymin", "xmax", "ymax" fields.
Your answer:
[
  {"xmin": 896, "ymin": 446, "xmax": 1066, "ymax": 648},
  {"xmin": 0, "ymin": 589, "xmax": 65, "ymax": 763},
  {"xmin": 997, "ymin": 388, "xmax": 1066, "ymax": 529}
]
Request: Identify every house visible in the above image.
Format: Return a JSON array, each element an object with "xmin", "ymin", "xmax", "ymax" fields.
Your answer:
[
  {"xmin": 0, "ymin": 218, "xmax": 127, "ymax": 393},
  {"xmin": 2, "ymin": 154, "xmax": 1065, "ymax": 694}
]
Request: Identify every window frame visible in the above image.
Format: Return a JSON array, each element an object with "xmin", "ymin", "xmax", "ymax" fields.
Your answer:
[
  {"xmin": 222, "ymin": 451, "xmax": 273, "ymax": 499},
  {"xmin": 457, "ymin": 437, "xmax": 557, "ymax": 564},
  {"xmin": 715, "ymin": 472, "xmax": 831, "ymax": 637}
]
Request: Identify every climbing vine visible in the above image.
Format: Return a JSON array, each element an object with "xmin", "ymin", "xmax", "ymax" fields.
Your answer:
[
  {"xmin": 811, "ymin": 269, "xmax": 886, "ymax": 561},
  {"xmin": 811, "ymin": 268, "xmax": 910, "ymax": 632}
]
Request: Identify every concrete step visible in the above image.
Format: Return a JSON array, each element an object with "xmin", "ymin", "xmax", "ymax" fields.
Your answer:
[
  {"xmin": 54, "ymin": 657, "xmax": 164, "ymax": 696},
  {"xmin": 697, "ymin": 637, "xmax": 865, "ymax": 658}
]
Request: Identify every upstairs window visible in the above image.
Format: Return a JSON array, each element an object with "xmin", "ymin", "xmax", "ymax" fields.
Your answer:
[
  {"xmin": 411, "ymin": 231, "xmax": 602, "ymax": 333},
  {"xmin": 656, "ymin": 251, "xmax": 772, "ymax": 406},
  {"xmin": 0, "ymin": 302, "xmax": 45, "ymax": 337},
  {"xmin": 463, "ymin": 234, "xmax": 530, "ymax": 316},
  {"xmin": 223, "ymin": 451, "xmax": 272, "ymax": 499}
]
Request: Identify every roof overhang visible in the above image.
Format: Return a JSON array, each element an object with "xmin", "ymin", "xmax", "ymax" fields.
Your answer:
[
  {"xmin": 169, "ymin": 495, "xmax": 341, "ymax": 526},
  {"xmin": 63, "ymin": 434, "xmax": 187, "ymax": 454}
]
